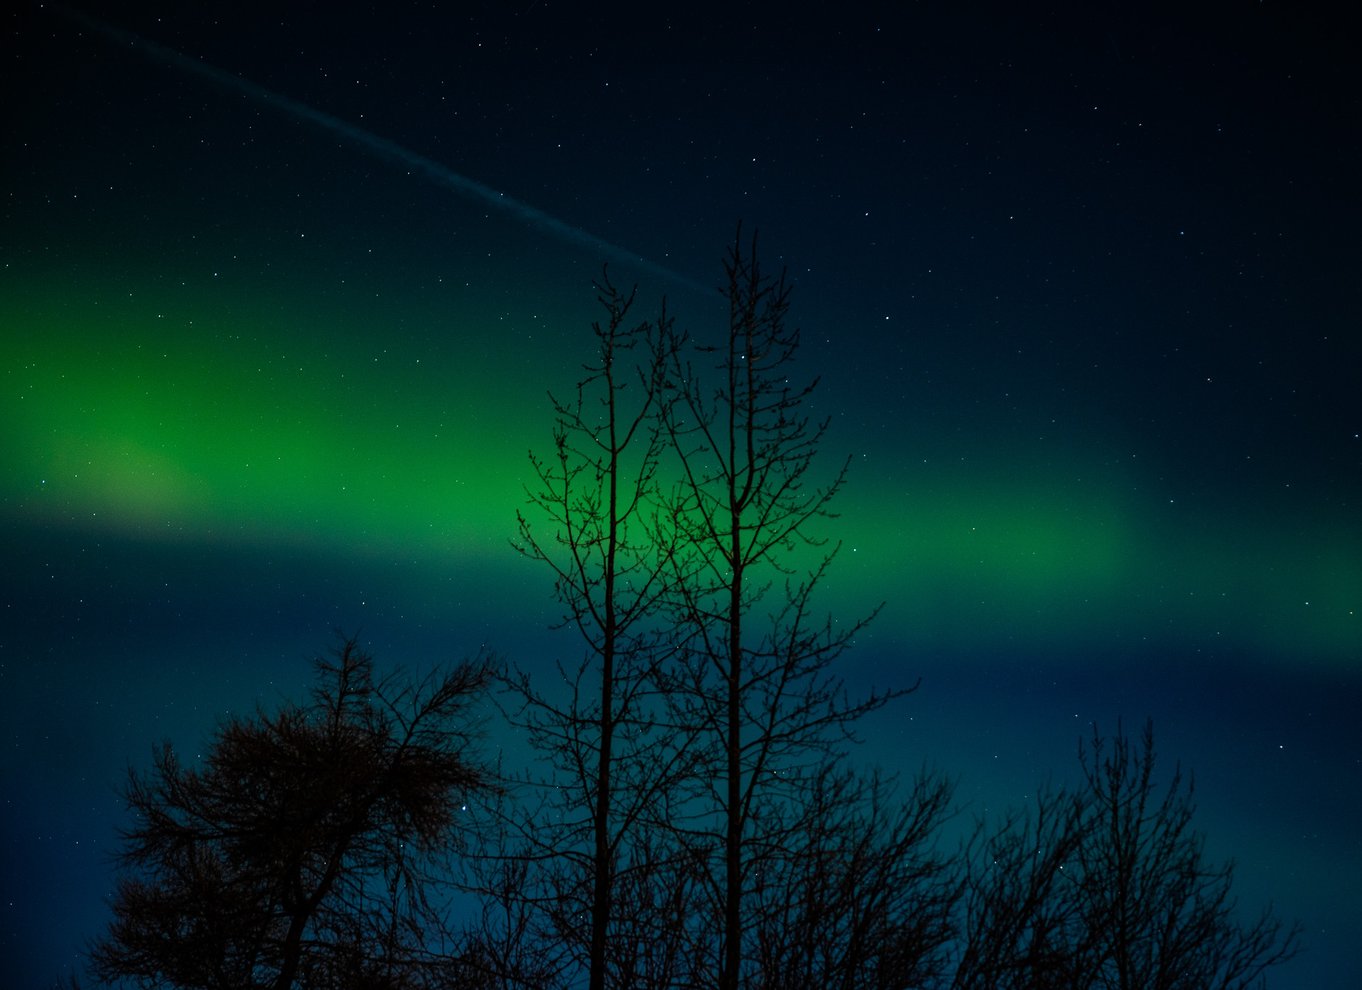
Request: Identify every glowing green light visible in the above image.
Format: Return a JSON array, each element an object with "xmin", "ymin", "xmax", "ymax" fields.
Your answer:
[{"xmin": 3, "ymin": 274, "xmax": 1357, "ymax": 665}]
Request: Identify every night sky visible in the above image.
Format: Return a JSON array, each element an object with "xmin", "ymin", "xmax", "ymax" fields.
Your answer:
[{"xmin": 3, "ymin": 2, "xmax": 1358, "ymax": 987}]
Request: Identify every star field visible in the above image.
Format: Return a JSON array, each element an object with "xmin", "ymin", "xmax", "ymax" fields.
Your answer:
[{"xmin": 1, "ymin": 2, "xmax": 1358, "ymax": 987}]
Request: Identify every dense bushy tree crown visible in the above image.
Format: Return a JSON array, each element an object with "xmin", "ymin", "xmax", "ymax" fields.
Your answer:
[{"xmin": 91, "ymin": 638, "xmax": 494, "ymax": 990}]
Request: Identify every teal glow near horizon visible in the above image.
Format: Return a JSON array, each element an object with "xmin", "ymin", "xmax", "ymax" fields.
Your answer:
[{"xmin": 3, "ymin": 270, "xmax": 1356, "ymax": 666}]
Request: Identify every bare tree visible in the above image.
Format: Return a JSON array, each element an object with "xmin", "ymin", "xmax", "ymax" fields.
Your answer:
[
  {"xmin": 659, "ymin": 227, "xmax": 909, "ymax": 989},
  {"xmin": 89, "ymin": 636, "xmax": 495, "ymax": 990},
  {"xmin": 452, "ymin": 787, "xmax": 570, "ymax": 990},
  {"xmin": 953, "ymin": 783, "xmax": 1093, "ymax": 990},
  {"xmin": 503, "ymin": 272, "xmax": 695, "ymax": 990},
  {"xmin": 749, "ymin": 765, "xmax": 959, "ymax": 990},
  {"xmin": 953, "ymin": 722, "xmax": 1301, "ymax": 990},
  {"xmin": 1071, "ymin": 722, "xmax": 1301, "ymax": 990}
]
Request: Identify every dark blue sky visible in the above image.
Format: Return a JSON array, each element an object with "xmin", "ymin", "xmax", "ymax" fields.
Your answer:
[{"xmin": 3, "ymin": 2, "xmax": 1358, "ymax": 986}]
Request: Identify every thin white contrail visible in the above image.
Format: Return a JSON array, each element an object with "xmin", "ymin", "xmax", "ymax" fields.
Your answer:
[{"xmin": 49, "ymin": 3, "xmax": 711, "ymax": 295}]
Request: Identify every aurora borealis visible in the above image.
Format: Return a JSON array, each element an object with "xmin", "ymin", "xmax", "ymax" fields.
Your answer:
[
  {"xmin": 3, "ymin": 2, "xmax": 1359, "ymax": 986},
  {"xmin": 7, "ymin": 267, "xmax": 1355, "ymax": 660}
]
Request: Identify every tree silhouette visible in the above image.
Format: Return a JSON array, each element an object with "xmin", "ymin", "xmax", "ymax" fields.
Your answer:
[
  {"xmin": 658, "ymin": 227, "xmax": 909, "ymax": 989},
  {"xmin": 748, "ymin": 764, "xmax": 959, "ymax": 990},
  {"xmin": 953, "ymin": 780, "xmax": 1093, "ymax": 988},
  {"xmin": 483, "ymin": 233, "xmax": 930, "ymax": 988},
  {"xmin": 90, "ymin": 637, "xmax": 495, "ymax": 990},
  {"xmin": 954, "ymin": 721, "xmax": 1301, "ymax": 990},
  {"xmin": 500, "ymin": 272, "xmax": 697, "ymax": 990}
]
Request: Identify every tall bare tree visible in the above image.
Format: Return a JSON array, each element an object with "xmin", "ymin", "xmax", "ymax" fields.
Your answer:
[
  {"xmin": 90, "ymin": 636, "xmax": 495, "ymax": 990},
  {"xmin": 506, "ymin": 272, "xmax": 694, "ymax": 990},
  {"xmin": 660, "ymin": 228, "xmax": 908, "ymax": 989}
]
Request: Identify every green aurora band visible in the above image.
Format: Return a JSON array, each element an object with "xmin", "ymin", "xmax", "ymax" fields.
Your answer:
[{"xmin": 2, "ymin": 275, "xmax": 1357, "ymax": 665}]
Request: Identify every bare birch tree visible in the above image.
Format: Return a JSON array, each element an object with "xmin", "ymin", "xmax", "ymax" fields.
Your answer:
[
  {"xmin": 659, "ymin": 227, "xmax": 909, "ymax": 989},
  {"xmin": 504, "ymin": 272, "xmax": 696, "ymax": 990}
]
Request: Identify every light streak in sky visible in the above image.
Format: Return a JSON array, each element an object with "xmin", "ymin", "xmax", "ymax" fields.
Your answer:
[{"xmin": 46, "ymin": 3, "xmax": 712, "ymax": 295}]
